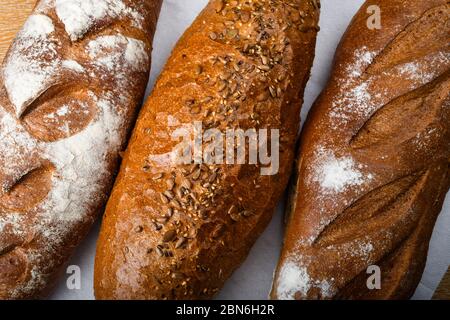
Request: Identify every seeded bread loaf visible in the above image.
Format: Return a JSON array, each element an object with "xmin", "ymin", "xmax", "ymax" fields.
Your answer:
[
  {"xmin": 271, "ymin": 0, "xmax": 450, "ymax": 300},
  {"xmin": 94, "ymin": 0, "xmax": 320, "ymax": 300},
  {"xmin": 0, "ymin": 0, "xmax": 162, "ymax": 299}
]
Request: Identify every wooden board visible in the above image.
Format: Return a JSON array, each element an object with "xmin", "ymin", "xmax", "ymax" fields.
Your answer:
[
  {"xmin": 0, "ymin": 0, "xmax": 36, "ymax": 61},
  {"xmin": 433, "ymin": 267, "xmax": 450, "ymax": 300}
]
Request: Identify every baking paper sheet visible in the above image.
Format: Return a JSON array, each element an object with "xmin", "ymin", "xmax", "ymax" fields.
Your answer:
[{"xmin": 49, "ymin": 0, "xmax": 450, "ymax": 300}]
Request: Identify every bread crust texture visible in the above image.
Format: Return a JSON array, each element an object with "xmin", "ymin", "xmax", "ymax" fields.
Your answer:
[
  {"xmin": 271, "ymin": 0, "xmax": 450, "ymax": 300},
  {"xmin": 95, "ymin": 0, "xmax": 320, "ymax": 300},
  {"xmin": 0, "ymin": 0, "xmax": 162, "ymax": 299}
]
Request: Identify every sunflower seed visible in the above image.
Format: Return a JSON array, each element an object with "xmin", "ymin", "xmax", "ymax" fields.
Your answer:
[
  {"xmin": 164, "ymin": 190, "xmax": 174, "ymax": 199},
  {"xmin": 212, "ymin": 224, "xmax": 225, "ymax": 238},
  {"xmin": 218, "ymin": 56, "xmax": 227, "ymax": 64},
  {"xmin": 166, "ymin": 179, "xmax": 175, "ymax": 190},
  {"xmin": 209, "ymin": 172, "xmax": 218, "ymax": 183},
  {"xmin": 175, "ymin": 237, "xmax": 186, "ymax": 249},
  {"xmin": 218, "ymin": 80, "xmax": 227, "ymax": 92},
  {"xmin": 192, "ymin": 169, "xmax": 202, "ymax": 180},
  {"xmin": 221, "ymin": 89, "xmax": 230, "ymax": 99},
  {"xmin": 241, "ymin": 210, "xmax": 253, "ymax": 217},
  {"xmin": 224, "ymin": 20, "xmax": 235, "ymax": 27},
  {"xmin": 277, "ymin": 87, "xmax": 283, "ymax": 97},
  {"xmin": 172, "ymin": 272, "xmax": 184, "ymax": 279},
  {"xmin": 229, "ymin": 82, "xmax": 238, "ymax": 94},
  {"xmin": 176, "ymin": 187, "xmax": 184, "ymax": 199},
  {"xmin": 261, "ymin": 55, "xmax": 269, "ymax": 65},
  {"xmin": 157, "ymin": 217, "xmax": 168, "ymax": 224},
  {"xmin": 278, "ymin": 74, "xmax": 286, "ymax": 82},
  {"xmin": 152, "ymin": 173, "xmax": 164, "ymax": 180},
  {"xmin": 166, "ymin": 207, "xmax": 174, "ymax": 217},
  {"xmin": 181, "ymin": 178, "xmax": 192, "ymax": 190},
  {"xmin": 209, "ymin": 32, "xmax": 218, "ymax": 40},
  {"xmin": 160, "ymin": 193, "xmax": 169, "ymax": 204},
  {"xmin": 171, "ymin": 199, "xmax": 182, "ymax": 209},
  {"xmin": 269, "ymin": 86, "xmax": 276, "ymax": 98},
  {"xmin": 202, "ymin": 96, "xmax": 213, "ymax": 104}
]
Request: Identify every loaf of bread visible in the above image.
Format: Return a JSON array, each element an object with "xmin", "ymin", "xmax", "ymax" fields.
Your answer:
[
  {"xmin": 0, "ymin": 0, "xmax": 162, "ymax": 299},
  {"xmin": 271, "ymin": 0, "xmax": 450, "ymax": 300},
  {"xmin": 94, "ymin": 0, "xmax": 320, "ymax": 299}
]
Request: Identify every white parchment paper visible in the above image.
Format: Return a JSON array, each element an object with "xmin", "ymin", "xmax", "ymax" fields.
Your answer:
[{"xmin": 49, "ymin": 0, "xmax": 450, "ymax": 300}]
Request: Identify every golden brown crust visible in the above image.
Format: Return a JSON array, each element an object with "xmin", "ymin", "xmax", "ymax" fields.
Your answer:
[
  {"xmin": 271, "ymin": 0, "xmax": 450, "ymax": 300},
  {"xmin": 94, "ymin": 0, "xmax": 320, "ymax": 300},
  {"xmin": 0, "ymin": 0, "xmax": 162, "ymax": 299}
]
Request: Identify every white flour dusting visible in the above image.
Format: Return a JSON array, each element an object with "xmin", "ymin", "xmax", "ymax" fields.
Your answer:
[
  {"xmin": 329, "ymin": 79, "xmax": 375, "ymax": 126},
  {"xmin": 280, "ymin": 20, "xmax": 450, "ymax": 301},
  {"xmin": 0, "ymin": 214, "xmax": 25, "ymax": 240},
  {"xmin": 311, "ymin": 147, "xmax": 372, "ymax": 193},
  {"xmin": 55, "ymin": 0, "xmax": 144, "ymax": 41},
  {"xmin": 124, "ymin": 38, "xmax": 148, "ymax": 68},
  {"xmin": 87, "ymin": 35, "xmax": 149, "ymax": 72},
  {"xmin": 56, "ymin": 105, "xmax": 69, "ymax": 117},
  {"xmin": 355, "ymin": 241, "xmax": 374, "ymax": 257},
  {"xmin": 347, "ymin": 47, "xmax": 376, "ymax": 79},
  {"xmin": 62, "ymin": 60, "xmax": 85, "ymax": 73},
  {"xmin": 329, "ymin": 48, "xmax": 377, "ymax": 127},
  {"xmin": 0, "ymin": 111, "xmax": 38, "ymax": 190},
  {"xmin": 397, "ymin": 52, "xmax": 450, "ymax": 85},
  {"xmin": 0, "ymin": 92, "xmax": 123, "ymax": 234},
  {"xmin": 276, "ymin": 260, "xmax": 334, "ymax": 300},
  {"xmin": 3, "ymin": 14, "xmax": 59, "ymax": 117},
  {"xmin": 21, "ymin": 14, "xmax": 55, "ymax": 38},
  {"xmin": 330, "ymin": 47, "xmax": 450, "ymax": 128},
  {"xmin": 276, "ymin": 261, "xmax": 310, "ymax": 300},
  {"xmin": 40, "ymin": 92, "xmax": 122, "ymax": 221}
]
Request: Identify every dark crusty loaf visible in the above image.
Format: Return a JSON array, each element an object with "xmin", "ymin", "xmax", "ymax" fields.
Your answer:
[
  {"xmin": 0, "ymin": 0, "xmax": 162, "ymax": 299},
  {"xmin": 94, "ymin": 0, "xmax": 320, "ymax": 299},
  {"xmin": 271, "ymin": 0, "xmax": 450, "ymax": 300}
]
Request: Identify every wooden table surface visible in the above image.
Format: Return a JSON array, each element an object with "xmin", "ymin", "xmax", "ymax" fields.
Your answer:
[
  {"xmin": 433, "ymin": 266, "xmax": 450, "ymax": 300},
  {"xmin": 0, "ymin": 0, "xmax": 36, "ymax": 61}
]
